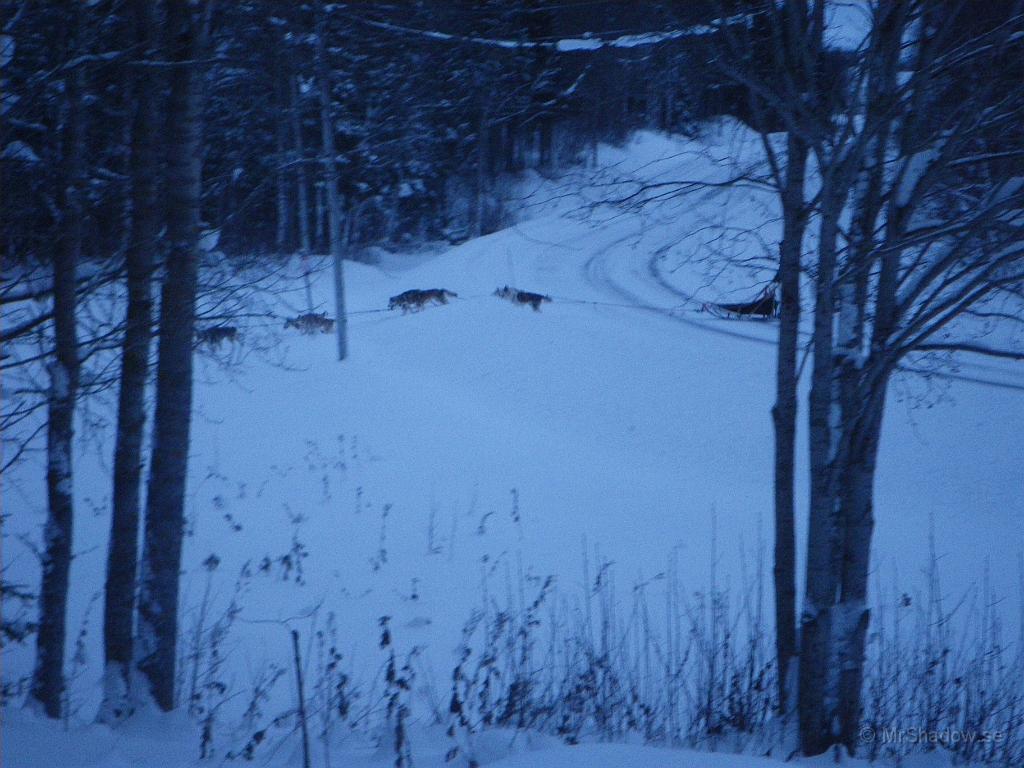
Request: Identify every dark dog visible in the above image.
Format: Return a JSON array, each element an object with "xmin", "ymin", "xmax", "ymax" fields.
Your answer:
[
  {"xmin": 195, "ymin": 326, "xmax": 239, "ymax": 348},
  {"xmin": 388, "ymin": 288, "xmax": 458, "ymax": 313},
  {"xmin": 284, "ymin": 312, "xmax": 335, "ymax": 334}
]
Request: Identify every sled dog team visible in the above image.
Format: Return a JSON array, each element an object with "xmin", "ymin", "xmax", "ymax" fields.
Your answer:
[
  {"xmin": 270, "ymin": 285, "xmax": 552, "ymax": 338},
  {"xmin": 270, "ymin": 281, "xmax": 776, "ymax": 334},
  {"xmin": 386, "ymin": 285, "xmax": 552, "ymax": 313}
]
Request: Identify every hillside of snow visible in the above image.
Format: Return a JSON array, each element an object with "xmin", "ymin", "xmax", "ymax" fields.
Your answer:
[{"xmin": 3, "ymin": 125, "xmax": 1022, "ymax": 766}]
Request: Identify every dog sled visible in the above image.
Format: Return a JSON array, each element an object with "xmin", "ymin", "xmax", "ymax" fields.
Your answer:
[{"xmin": 701, "ymin": 284, "xmax": 778, "ymax": 320}]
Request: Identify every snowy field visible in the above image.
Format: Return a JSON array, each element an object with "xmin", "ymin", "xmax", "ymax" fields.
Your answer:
[
  {"xmin": 3, "ymin": 126, "xmax": 1023, "ymax": 766},
  {"xmin": 2, "ymin": 705, "xmax": 858, "ymax": 768}
]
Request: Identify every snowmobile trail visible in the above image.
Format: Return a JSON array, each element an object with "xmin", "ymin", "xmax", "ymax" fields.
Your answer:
[{"xmin": 578, "ymin": 228, "xmax": 780, "ymax": 349}]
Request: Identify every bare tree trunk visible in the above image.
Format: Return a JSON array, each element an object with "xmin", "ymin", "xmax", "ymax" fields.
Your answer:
[
  {"xmin": 136, "ymin": 0, "xmax": 205, "ymax": 712},
  {"xmin": 474, "ymin": 107, "xmax": 489, "ymax": 237},
  {"xmin": 314, "ymin": 0, "xmax": 347, "ymax": 361},
  {"xmin": 290, "ymin": 73, "xmax": 311, "ymax": 257},
  {"xmin": 274, "ymin": 59, "xmax": 290, "ymax": 254},
  {"xmin": 99, "ymin": 0, "xmax": 160, "ymax": 724},
  {"xmin": 742, "ymin": 1, "xmax": 817, "ymax": 719},
  {"xmin": 538, "ymin": 118, "xmax": 553, "ymax": 170},
  {"xmin": 30, "ymin": 6, "xmax": 84, "ymax": 718},
  {"xmin": 830, "ymin": 114, "xmax": 900, "ymax": 749},
  {"xmin": 798, "ymin": 189, "xmax": 844, "ymax": 756},
  {"xmin": 314, "ymin": 182, "xmax": 325, "ymax": 252},
  {"xmin": 289, "ymin": 69, "xmax": 315, "ymax": 312},
  {"xmin": 817, "ymin": 8, "xmax": 903, "ymax": 749},
  {"xmin": 800, "ymin": 160, "xmax": 885, "ymax": 756},
  {"xmin": 836, "ymin": 402, "xmax": 883, "ymax": 751},
  {"xmin": 771, "ymin": 132, "xmax": 806, "ymax": 716}
]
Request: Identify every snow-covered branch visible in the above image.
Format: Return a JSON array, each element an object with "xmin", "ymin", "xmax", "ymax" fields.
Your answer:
[{"xmin": 343, "ymin": 11, "xmax": 754, "ymax": 53}]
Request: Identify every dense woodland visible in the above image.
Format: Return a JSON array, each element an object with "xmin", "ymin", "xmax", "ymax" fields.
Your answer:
[
  {"xmin": 2, "ymin": 1, "xmax": 1023, "ymax": 764},
  {"xmin": 3, "ymin": 2, "xmax": 740, "ymax": 261}
]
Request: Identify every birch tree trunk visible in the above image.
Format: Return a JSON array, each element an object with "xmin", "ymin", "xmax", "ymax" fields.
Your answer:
[
  {"xmin": 830, "ymin": 76, "xmax": 902, "ymax": 744},
  {"xmin": 800, "ymin": 163, "xmax": 879, "ymax": 756},
  {"xmin": 797, "ymin": 185, "xmax": 846, "ymax": 755},
  {"xmin": 314, "ymin": 0, "xmax": 347, "ymax": 361},
  {"xmin": 30, "ymin": 5, "xmax": 84, "ymax": 718},
  {"xmin": 761, "ymin": 0, "xmax": 818, "ymax": 719},
  {"xmin": 771, "ymin": 132, "xmax": 806, "ymax": 716},
  {"xmin": 136, "ymin": 0, "xmax": 205, "ymax": 712},
  {"xmin": 800, "ymin": 8, "xmax": 904, "ymax": 750},
  {"xmin": 833, "ymin": 166, "xmax": 906, "ymax": 746},
  {"xmin": 835, "ymin": 402, "xmax": 884, "ymax": 750},
  {"xmin": 99, "ymin": 0, "xmax": 160, "ymax": 724}
]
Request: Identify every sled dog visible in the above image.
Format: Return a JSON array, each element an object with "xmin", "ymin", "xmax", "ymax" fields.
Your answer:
[
  {"xmin": 388, "ymin": 288, "xmax": 458, "ymax": 313},
  {"xmin": 494, "ymin": 285, "xmax": 552, "ymax": 311},
  {"xmin": 195, "ymin": 326, "xmax": 238, "ymax": 348},
  {"xmin": 284, "ymin": 311, "xmax": 335, "ymax": 334}
]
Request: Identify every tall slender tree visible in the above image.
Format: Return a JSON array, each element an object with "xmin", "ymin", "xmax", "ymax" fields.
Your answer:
[
  {"xmin": 136, "ymin": 0, "xmax": 207, "ymax": 712},
  {"xmin": 29, "ymin": 0, "xmax": 85, "ymax": 720},
  {"xmin": 769, "ymin": 129, "xmax": 807, "ymax": 716},
  {"xmin": 314, "ymin": 0, "xmax": 348, "ymax": 361},
  {"xmin": 761, "ymin": 2, "xmax": 818, "ymax": 717},
  {"xmin": 99, "ymin": 0, "xmax": 161, "ymax": 723},
  {"xmin": 290, "ymin": 68, "xmax": 313, "ymax": 260},
  {"xmin": 702, "ymin": 1, "xmax": 1022, "ymax": 753},
  {"xmin": 794, "ymin": 2, "xmax": 1024, "ymax": 755},
  {"xmin": 707, "ymin": 1, "xmax": 823, "ymax": 715},
  {"xmin": 274, "ymin": 53, "xmax": 291, "ymax": 254}
]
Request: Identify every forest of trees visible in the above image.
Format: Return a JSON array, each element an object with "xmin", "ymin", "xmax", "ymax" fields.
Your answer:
[
  {"xmin": 3, "ymin": 2, "xmax": 725, "ymax": 263},
  {"xmin": 1, "ymin": 0, "xmax": 749, "ymax": 728},
  {"xmin": 2, "ymin": 0, "xmax": 1022, "ymax": 762}
]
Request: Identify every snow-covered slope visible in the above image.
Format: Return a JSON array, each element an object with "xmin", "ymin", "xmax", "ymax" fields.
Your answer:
[{"xmin": 3, "ymin": 126, "xmax": 1022, "ymax": 766}]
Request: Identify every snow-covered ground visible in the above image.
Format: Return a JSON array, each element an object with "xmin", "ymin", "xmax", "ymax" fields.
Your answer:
[
  {"xmin": 0, "ymin": 705, "xmax": 967, "ymax": 768},
  {"xmin": 3, "ymin": 125, "xmax": 1022, "ymax": 766}
]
